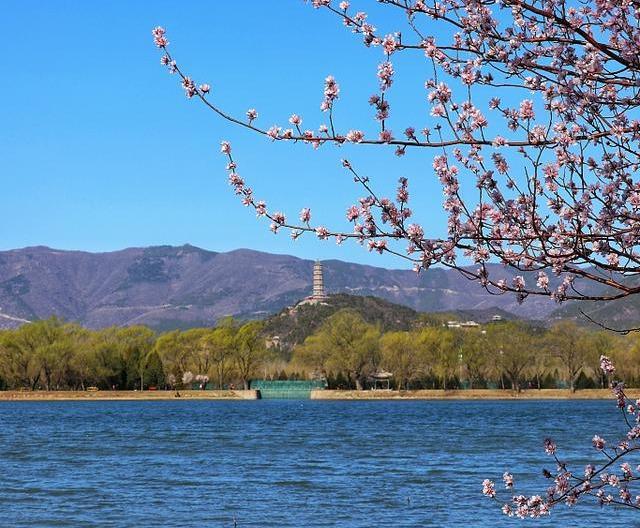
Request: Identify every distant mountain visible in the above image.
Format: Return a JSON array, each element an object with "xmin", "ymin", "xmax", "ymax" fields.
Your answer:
[
  {"xmin": 550, "ymin": 280, "xmax": 640, "ymax": 331},
  {"xmin": 0, "ymin": 244, "xmax": 586, "ymax": 330}
]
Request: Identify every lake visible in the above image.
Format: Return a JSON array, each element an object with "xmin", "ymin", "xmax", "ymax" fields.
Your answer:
[{"xmin": 0, "ymin": 399, "xmax": 635, "ymax": 526}]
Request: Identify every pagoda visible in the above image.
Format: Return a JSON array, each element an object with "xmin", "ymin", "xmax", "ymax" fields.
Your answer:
[{"xmin": 296, "ymin": 260, "xmax": 329, "ymax": 307}]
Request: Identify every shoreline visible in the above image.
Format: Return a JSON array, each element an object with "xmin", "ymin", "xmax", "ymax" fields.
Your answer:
[
  {"xmin": 0, "ymin": 388, "xmax": 632, "ymax": 401},
  {"xmin": 0, "ymin": 390, "xmax": 260, "ymax": 401},
  {"xmin": 311, "ymin": 388, "xmax": 636, "ymax": 400}
]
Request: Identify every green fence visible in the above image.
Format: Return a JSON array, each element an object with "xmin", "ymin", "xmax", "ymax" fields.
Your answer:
[{"xmin": 250, "ymin": 380, "xmax": 327, "ymax": 399}]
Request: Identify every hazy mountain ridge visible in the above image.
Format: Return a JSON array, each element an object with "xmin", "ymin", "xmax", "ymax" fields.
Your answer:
[{"xmin": 0, "ymin": 244, "xmax": 598, "ymax": 330}]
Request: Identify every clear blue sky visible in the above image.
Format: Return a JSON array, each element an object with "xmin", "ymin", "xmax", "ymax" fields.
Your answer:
[{"xmin": 2, "ymin": 1, "xmax": 454, "ymax": 268}]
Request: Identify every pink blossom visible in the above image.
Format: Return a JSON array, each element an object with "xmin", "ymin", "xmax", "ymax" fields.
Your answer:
[
  {"xmin": 512, "ymin": 275, "xmax": 525, "ymax": 291},
  {"xmin": 585, "ymin": 464, "xmax": 595, "ymax": 479},
  {"xmin": 536, "ymin": 272, "xmax": 549, "ymax": 290},
  {"xmin": 381, "ymin": 34, "xmax": 398, "ymax": 55},
  {"xmin": 592, "ymin": 435, "xmax": 606, "ymax": 451},
  {"xmin": 346, "ymin": 130, "xmax": 364, "ymax": 143},
  {"xmin": 246, "ymin": 109, "xmax": 258, "ymax": 122},
  {"xmin": 482, "ymin": 479, "xmax": 496, "ymax": 498},
  {"xmin": 346, "ymin": 205, "xmax": 359, "ymax": 222},
  {"xmin": 339, "ymin": 1, "xmax": 349, "ymax": 10},
  {"xmin": 322, "ymin": 75, "xmax": 340, "ymax": 110},
  {"xmin": 152, "ymin": 26, "xmax": 168, "ymax": 48},
  {"xmin": 600, "ymin": 355, "xmax": 615, "ymax": 374},
  {"xmin": 492, "ymin": 136, "xmax": 508, "ymax": 148},
  {"xmin": 315, "ymin": 226, "xmax": 330, "ymax": 239},
  {"xmin": 181, "ymin": 77, "xmax": 196, "ymax": 98},
  {"xmin": 266, "ymin": 126, "xmax": 281, "ymax": 140},
  {"xmin": 406, "ymin": 224, "xmax": 423, "ymax": 241},
  {"xmin": 544, "ymin": 438, "xmax": 557, "ymax": 456},
  {"xmin": 430, "ymin": 104, "xmax": 446, "ymax": 117},
  {"xmin": 299, "ymin": 208, "xmax": 312, "ymax": 223},
  {"xmin": 519, "ymin": 99, "xmax": 535, "ymax": 120},
  {"xmin": 255, "ymin": 201, "xmax": 266, "ymax": 217},
  {"xmin": 379, "ymin": 130, "xmax": 393, "ymax": 143},
  {"xmin": 606, "ymin": 253, "xmax": 619, "ymax": 267},
  {"xmin": 377, "ymin": 61, "xmax": 394, "ymax": 91},
  {"xmin": 289, "ymin": 114, "xmax": 302, "ymax": 126},
  {"xmin": 199, "ymin": 84, "xmax": 210, "ymax": 94},
  {"xmin": 220, "ymin": 141, "xmax": 231, "ymax": 154},
  {"xmin": 368, "ymin": 240, "xmax": 387, "ymax": 254}
]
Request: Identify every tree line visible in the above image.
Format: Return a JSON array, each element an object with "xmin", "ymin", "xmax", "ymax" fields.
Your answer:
[
  {"xmin": 0, "ymin": 310, "xmax": 637, "ymax": 391},
  {"xmin": 0, "ymin": 317, "xmax": 269, "ymax": 391},
  {"xmin": 292, "ymin": 310, "xmax": 636, "ymax": 392}
]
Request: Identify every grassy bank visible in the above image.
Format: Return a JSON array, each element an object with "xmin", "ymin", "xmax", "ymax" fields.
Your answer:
[
  {"xmin": 0, "ymin": 388, "xmax": 634, "ymax": 401},
  {"xmin": 0, "ymin": 390, "xmax": 259, "ymax": 401}
]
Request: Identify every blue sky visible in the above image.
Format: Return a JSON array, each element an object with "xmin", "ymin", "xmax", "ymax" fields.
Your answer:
[{"xmin": 3, "ymin": 1, "xmax": 458, "ymax": 268}]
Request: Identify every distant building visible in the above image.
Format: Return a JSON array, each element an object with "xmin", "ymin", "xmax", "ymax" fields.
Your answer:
[
  {"xmin": 447, "ymin": 320, "xmax": 480, "ymax": 329},
  {"xmin": 296, "ymin": 260, "xmax": 329, "ymax": 307},
  {"xmin": 491, "ymin": 314, "xmax": 503, "ymax": 321}
]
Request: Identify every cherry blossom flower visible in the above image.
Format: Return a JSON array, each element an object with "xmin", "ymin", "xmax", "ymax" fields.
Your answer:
[
  {"xmin": 482, "ymin": 479, "xmax": 496, "ymax": 498},
  {"xmin": 299, "ymin": 208, "xmax": 311, "ymax": 223},
  {"xmin": 600, "ymin": 356, "xmax": 615, "ymax": 375},
  {"xmin": 592, "ymin": 435, "xmax": 606, "ymax": 451},
  {"xmin": 346, "ymin": 130, "xmax": 364, "ymax": 143}
]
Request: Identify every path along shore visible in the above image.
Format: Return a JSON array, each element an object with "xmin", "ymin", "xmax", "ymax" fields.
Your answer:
[{"xmin": 0, "ymin": 388, "xmax": 635, "ymax": 401}]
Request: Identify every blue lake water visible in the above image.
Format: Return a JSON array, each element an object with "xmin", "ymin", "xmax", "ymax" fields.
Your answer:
[{"xmin": 0, "ymin": 399, "xmax": 636, "ymax": 527}]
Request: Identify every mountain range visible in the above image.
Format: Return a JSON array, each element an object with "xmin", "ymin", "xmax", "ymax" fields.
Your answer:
[{"xmin": 0, "ymin": 244, "xmax": 630, "ymax": 330}]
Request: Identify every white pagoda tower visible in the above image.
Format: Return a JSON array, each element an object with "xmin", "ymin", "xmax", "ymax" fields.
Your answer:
[
  {"xmin": 312, "ymin": 260, "xmax": 327, "ymax": 300},
  {"xmin": 295, "ymin": 260, "xmax": 329, "ymax": 307}
]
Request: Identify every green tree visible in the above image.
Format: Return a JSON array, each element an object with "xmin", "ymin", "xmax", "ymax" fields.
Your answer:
[
  {"xmin": 545, "ymin": 322, "xmax": 589, "ymax": 393},
  {"xmin": 318, "ymin": 310, "xmax": 379, "ymax": 390},
  {"xmin": 292, "ymin": 310, "xmax": 380, "ymax": 390},
  {"xmin": 234, "ymin": 321, "xmax": 267, "ymax": 390},
  {"xmin": 115, "ymin": 326, "xmax": 155, "ymax": 390},
  {"xmin": 0, "ymin": 318, "xmax": 68, "ymax": 390},
  {"xmin": 201, "ymin": 319, "xmax": 238, "ymax": 389},
  {"xmin": 488, "ymin": 322, "xmax": 536, "ymax": 392},
  {"xmin": 460, "ymin": 331, "xmax": 490, "ymax": 389},
  {"xmin": 380, "ymin": 331, "xmax": 421, "ymax": 390},
  {"xmin": 417, "ymin": 327, "xmax": 459, "ymax": 390}
]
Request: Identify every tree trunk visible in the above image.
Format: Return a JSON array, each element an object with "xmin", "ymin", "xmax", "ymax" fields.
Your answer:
[
  {"xmin": 354, "ymin": 376, "xmax": 364, "ymax": 391},
  {"xmin": 242, "ymin": 379, "xmax": 249, "ymax": 390}
]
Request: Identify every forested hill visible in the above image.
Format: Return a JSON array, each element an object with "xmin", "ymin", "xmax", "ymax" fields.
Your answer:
[
  {"xmin": 262, "ymin": 294, "xmax": 418, "ymax": 351},
  {"xmin": 0, "ymin": 245, "xmax": 605, "ymax": 331},
  {"xmin": 262, "ymin": 294, "xmax": 518, "ymax": 352}
]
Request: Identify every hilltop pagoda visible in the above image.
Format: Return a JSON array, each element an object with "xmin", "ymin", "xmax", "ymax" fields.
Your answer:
[
  {"xmin": 311, "ymin": 260, "xmax": 328, "ymax": 301},
  {"xmin": 296, "ymin": 260, "xmax": 329, "ymax": 307}
]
